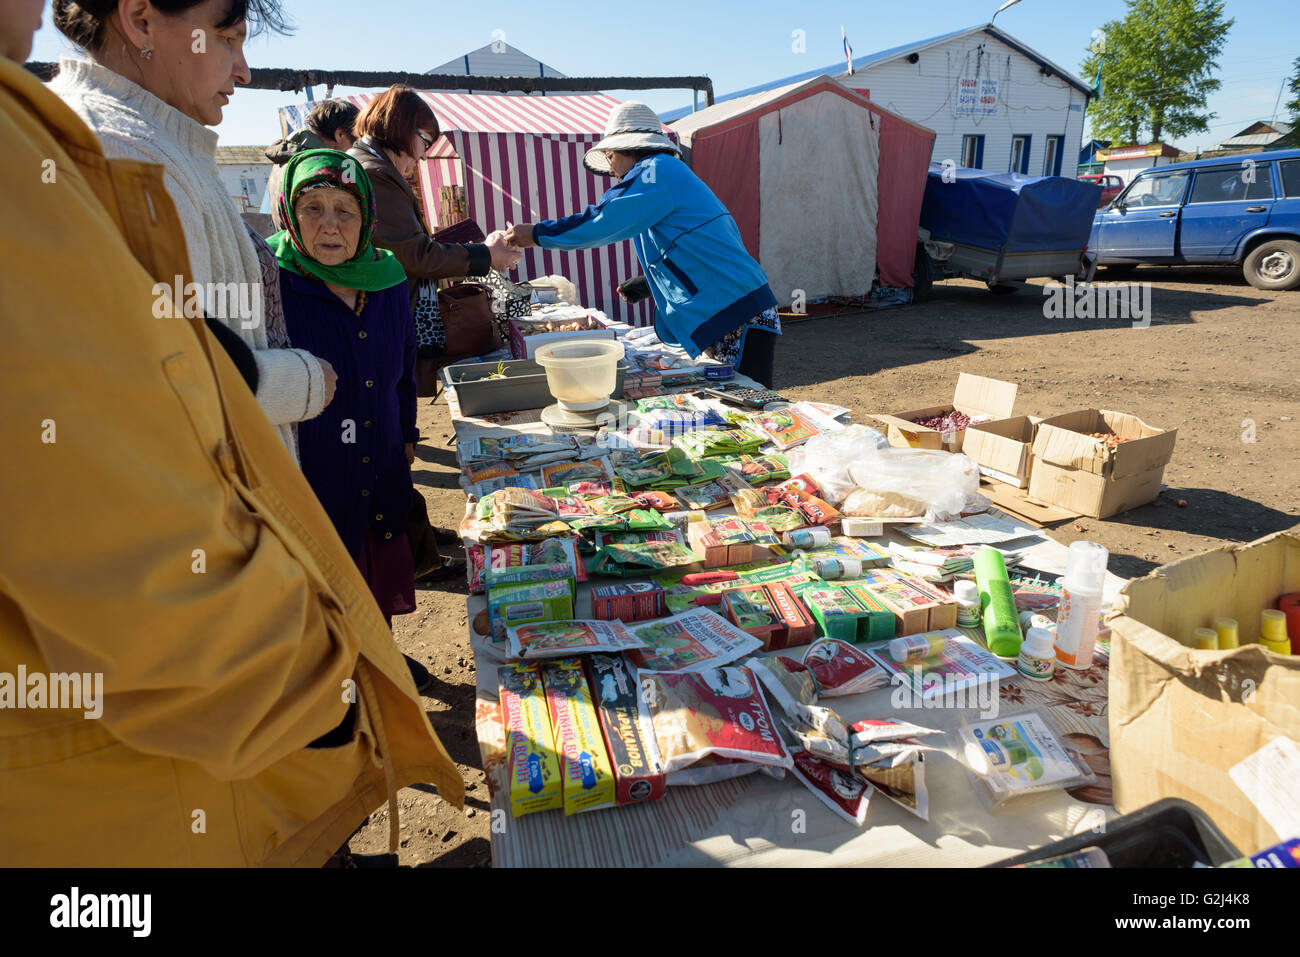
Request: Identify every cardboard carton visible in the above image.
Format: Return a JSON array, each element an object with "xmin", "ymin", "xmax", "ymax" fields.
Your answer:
[
  {"xmin": 542, "ymin": 658, "xmax": 617, "ymax": 814},
  {"xmin": 963, "ymin": 415, "xmax": 1042, "ymax": 488},
  {"xmin": 1028, "ymin": 409, "xmax": 1177, "ymax": 519},
  {"xmin": 508, "ymin": 314, "xmax": 615, "ymax": 360},
  {"xmin": 687, "ymin": 518, "xmax": 777, "ymax": 568},
  {"xmin": 498, "ymin": 663, "xmax": 563, "ymax": 817},
  {"xmin": 585, "ymin": 653, "xmax": 666, "ymax": 805},
  {"xmin": 591, "ymin": 581, "xmax": 666, "ymax": 622},
  {"xmin": 874, "ymin": 373, "xmax": 1018, "ymax": 452},
  {"xmin": 1109, "ymin": 530, "xmax": 1300, "ymax": 854},
  {"xmin": 852, "ymin": 571, "xmax": 958, "ymax": 635}
]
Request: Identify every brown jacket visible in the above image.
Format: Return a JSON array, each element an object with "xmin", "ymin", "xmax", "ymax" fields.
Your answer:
[
  {"xmin": 350, "ymin": 136, "xmax": 491, "ymax": 315},
  {"xmin": 0, "ymin": 57, "xmax": 463, "ymax": 866}
]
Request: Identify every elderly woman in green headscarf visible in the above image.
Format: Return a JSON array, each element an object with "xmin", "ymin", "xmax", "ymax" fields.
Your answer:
[{"xmin": 272, "ymin": 149, "xmax": 448, "ymax": 692}]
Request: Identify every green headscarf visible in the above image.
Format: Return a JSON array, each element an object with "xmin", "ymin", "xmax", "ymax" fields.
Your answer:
[{"xmin": 269, "ymin": 149, "xmax": 408, "ymax": 292}]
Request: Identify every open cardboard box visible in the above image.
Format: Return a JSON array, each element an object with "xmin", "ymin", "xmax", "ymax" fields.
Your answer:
[
  {"xmin": 874, "ymin": 373, "xmax": 1017, "ymax": 453},
  {"xmin": 508, "ymin": 313, "xmax": 615, "ymax": 360},
  {"xmin": 1110, "ymin": 529, "xmax": 1300, "ymax": 854},
  {"xmin": 963, "ymin": 415, "xmax": 1043, "ymax": 488},
  {"xmin": 1028, "ymin": 409, "xmax": 1177, "ymax": 519}
]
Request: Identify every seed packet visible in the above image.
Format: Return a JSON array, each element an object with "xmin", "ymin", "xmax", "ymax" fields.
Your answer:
[
  {"xmin": 640, "ymin": 666, "xmax": 793, "ymax": 773},
  {"xmin": 747, "ymin": 655, "xmax": 818, "ymax": 715},
  {"xmin": 763, "ymin": 481, "xmax": 840, "ymax": 526},
  {"xmin": 479, "ymin": 487, "xmax": 562, "ymax": 528},
  {"xmin": 506, "ymin": 619, "xmax": 647, "ymax": 661},
  {"xmin": 718, "ymin": 453, "xmax": 791, "ymax": 484},
  {"xmin": 615, "ymin": 455, "xmax": 675, "ymax": 488},
  {"xmin": 751, "ymin": 407, "xmax": 825, "ymax": 451},
  {"xmin": 465, "ymin": 461, "xmax": 518, "ymax": 484},
  {"xmin": 848, "ymin": 718, "xmax": 941, "ymax": 747},
  {"xmin": 676, "ymin": 472, "xmax": 753, "ymax": 511},
  {"xmin": 626, "ymin": 608, "xmax": 762, "ymax": 673},
  {"xmin": 788, "ymin": 746, "xmax": 872, "ymax": 826},
  {"xmin": 569, "ymin": 480, "xmax": 614, "ymax": 498},
  {"xmin": 541, "ymin": 457, "xmax": 613, "ymax": 489},
  {"xmin": 857, "ymin": 746, "xmax": 930, "ymax": 820},
  {"xmin": 591, "ymin": 529, "xmax": 684, "ymax": 551},
  {"xmin": 588, "ymin": 540, "xmax": 701, "ymax": 579},
  {"xmin": 802, "ymin": 639, "xmax": 890, "ymax": 697},
  {"xmin": 464, "ymin": 434, "xmax": 576, "ymax": 464},
  {"xmin": 672, "ymin": 427, "xmax": 766, "ymax": 459},
  {"xmin": 632, "ymin": 489, "xmax": 682, "ymax": 512},
  {"xmin": 470, "ymin": 473, "xmax": 540, "ymax": 499}
]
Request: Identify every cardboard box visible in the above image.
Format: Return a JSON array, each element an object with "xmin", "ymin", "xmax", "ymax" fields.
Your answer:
[
  {"xmin": 508, "ymin": 314, "xmax": 616, "ymax": 360},
  {"xmin": 1028, "ymin": 409, "xmax": 1177, "ymax": 519},
  {"xmin": 585, "ymin": 653, "xmax": 667, "ymax": 805},
  {"xmin": 542, "ymin": 658, "xmax": 617, "ymax": 815},
  {"xmin": 498, "ymin": 663, "xmax": 563, "ymax": 817},
  {"xmin": 764, "ymin": 583, "xmax": 817, "ymax": 649},
  {"xmin": 487, "ymin": 579, "xmax": 575, "ymax": 641},
  {"xmin": 874, "ymin": 373, "xmax": 1018, "ymax": 452},
  {"xmin": 719, "ymin": 583, "xmax": 815, "ymax": 651},
  {"xmin": 963, "ymin": 415, "xmax": 1042, "ymax": 488},
  {"xmin": 798, "ymin": 584, "xmax": 895, "ymax": 642},
  {"xmin": 1110, "ymin": 530, "xmax": 1300, "ymax": 854},
  {"xmin": 852, "ymin": 571, "xmax": 958, "ymax": 635},
  {"xmin": 687, "ymin": 518, "xmax": 778, "ymax": 568},
  {"xmin": 591, "ymin": 582, "xmax": 666, "ymax": 622}
]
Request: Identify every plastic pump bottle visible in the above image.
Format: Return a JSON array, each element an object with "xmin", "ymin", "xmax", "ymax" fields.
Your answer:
[{"xmin": 1054, "ymin": 541, "xmax": 1109, "ymax": 670}]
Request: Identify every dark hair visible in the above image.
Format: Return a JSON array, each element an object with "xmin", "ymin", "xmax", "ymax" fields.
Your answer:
[
  {"xmin": 54, "ymin": 0, "xmax": 290, "ymax": 52},
  {"xmin": 307, "ymin": 100, "xmax": 360, "ymax": 142},
  {"xmin": 616, "ymin": 148, "xmax": 677, "ymax": 160},
  {"xmin": 354, "ymin": 85, "xmax": 440, "ymax": 157}
]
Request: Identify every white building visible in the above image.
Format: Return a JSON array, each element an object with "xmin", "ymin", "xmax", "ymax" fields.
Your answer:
[
  {"xmin": 215, "ymin": 146, "xmax": 272, "ymax": 214},
  {"xmin": 427, "ymin": 42, "xmax": 570, "ymax": 96},
  {"xmin": 663, "ymin": 24, "xmax": 1094, "ymax": 179}
]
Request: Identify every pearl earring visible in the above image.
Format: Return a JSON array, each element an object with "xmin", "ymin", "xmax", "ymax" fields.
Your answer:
[{"xmin": 140, "ymin": 47, "xmax": 153, "ymax": 60}]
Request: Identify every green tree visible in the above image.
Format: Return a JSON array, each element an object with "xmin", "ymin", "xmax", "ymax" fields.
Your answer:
[
  {"xmin": 1081, "ymin": 0, "xmax": 1233, "ymax": 145},
  {"xmin": 1282, "ymin": 56, "xmax": 1300, "ymax": 147}
]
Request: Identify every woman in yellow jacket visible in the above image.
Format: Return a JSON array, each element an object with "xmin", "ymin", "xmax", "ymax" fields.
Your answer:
[{"xmin": 0, "ymin": 3, "xmax": 462, "ymax": 866}]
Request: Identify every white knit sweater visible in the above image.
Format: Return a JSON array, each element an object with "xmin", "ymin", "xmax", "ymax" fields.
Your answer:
[{"xmin": 50, "ymin": 58, "xmax": 325, "ymax": 458}]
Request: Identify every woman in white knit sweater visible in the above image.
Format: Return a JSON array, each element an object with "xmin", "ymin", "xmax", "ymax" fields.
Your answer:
[{"xmin": 49, "ymin": 0, "xmax": 329, "ymax": 458}]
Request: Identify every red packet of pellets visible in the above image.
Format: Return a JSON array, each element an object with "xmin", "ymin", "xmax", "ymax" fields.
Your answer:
[
  {"xmin": 801, "ymin": 639, "xmax": 889, "ymax": 696},
  {"xmin": 788, "ymin": 747, "xmax": 872, "ymax": 826}
]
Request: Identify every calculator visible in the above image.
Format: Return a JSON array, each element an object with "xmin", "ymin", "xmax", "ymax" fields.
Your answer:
[{"xmin": 701, "ymin": 384, "xmax": 789, "ymax": 409}]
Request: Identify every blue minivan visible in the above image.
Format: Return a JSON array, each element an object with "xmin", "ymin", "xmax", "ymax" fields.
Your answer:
[{"xmin": 1088, "ymin": 148, "xmax": 1300, "ymax": 290}]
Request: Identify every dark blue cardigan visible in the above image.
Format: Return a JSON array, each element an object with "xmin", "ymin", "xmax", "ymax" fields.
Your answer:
[{"xmin": 280, "ymin": 268, "xmax": 418, "ymax": 557}]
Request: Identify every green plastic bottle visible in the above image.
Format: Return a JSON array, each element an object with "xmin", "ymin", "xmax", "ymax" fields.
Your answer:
[{"xmin": 974, "ymin": 547, "xmax": 1022, "ymax": 658}]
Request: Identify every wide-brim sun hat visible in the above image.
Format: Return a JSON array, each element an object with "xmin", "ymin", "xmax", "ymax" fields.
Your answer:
[{"xmin": 583, "ymin": 101, "xmax": 680, "ymax": 175}]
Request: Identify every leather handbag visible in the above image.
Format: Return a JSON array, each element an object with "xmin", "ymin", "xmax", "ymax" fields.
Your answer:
[{"xmin": 436, "ymin": 281, "xmax": 501, "ymax": 368}]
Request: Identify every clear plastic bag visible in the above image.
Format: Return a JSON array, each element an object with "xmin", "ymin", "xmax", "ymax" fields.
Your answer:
[
  {"xmin": 842, "ymin": 448, "xmax": 979, "ymax": 521},
  {"xmin": 784, "ymin": 425, "xmax": 889, "ymax": 507}
]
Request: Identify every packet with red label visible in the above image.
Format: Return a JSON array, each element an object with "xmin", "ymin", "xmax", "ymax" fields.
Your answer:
[
  {"xmin": 801, "ymin": 639, "xmax": 889, "ymax": 697},
  {"xmin": 788, "ymin": 746, "xmax": 872, "ymax": 826}
]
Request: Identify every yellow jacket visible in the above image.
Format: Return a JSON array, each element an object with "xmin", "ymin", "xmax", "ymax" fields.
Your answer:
[{"xmin": 0, "ymin": 57, "xmax": 463, "ymax": 866}]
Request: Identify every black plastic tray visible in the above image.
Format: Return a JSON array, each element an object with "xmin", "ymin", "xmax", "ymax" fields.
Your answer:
[{"xmin": 991, "ymin": 798, "xmax": 1242, "ymax": 868}]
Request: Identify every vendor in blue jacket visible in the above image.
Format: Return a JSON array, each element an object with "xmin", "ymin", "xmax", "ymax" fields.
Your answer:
[{"xmin": 506, "ymin": 103, "xmax": 781, "ymax": 386}]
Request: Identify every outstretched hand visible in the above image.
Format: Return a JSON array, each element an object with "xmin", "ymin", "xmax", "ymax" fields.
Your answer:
[
  {"xmin": 505, "ymin": 223, "xmax": 536, "ymax": 249},
  {"xmin": 484, "ymin": 230, "xmax": 523, "ymax": 271}
]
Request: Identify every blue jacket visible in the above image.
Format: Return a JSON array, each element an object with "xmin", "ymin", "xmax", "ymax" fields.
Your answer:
[{"xmin": 533, "ymin": 154, "xmax": 776, "ymax": 357}]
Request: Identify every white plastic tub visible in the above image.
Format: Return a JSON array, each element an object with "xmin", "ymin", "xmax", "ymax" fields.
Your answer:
[{"xmin": 534, "ymin": 340, "xmax": 625, "ymax": 411}]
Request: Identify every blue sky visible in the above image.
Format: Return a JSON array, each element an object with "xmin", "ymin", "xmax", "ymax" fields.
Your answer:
[{"xmin": 28, "ymin": 0, "xmax": 1299, "ymax": 152}]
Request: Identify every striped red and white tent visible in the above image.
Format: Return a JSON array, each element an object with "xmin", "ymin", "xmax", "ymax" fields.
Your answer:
[{"xmin": 279, "ymin": 92, "xmax": 675, "ymax": 325}]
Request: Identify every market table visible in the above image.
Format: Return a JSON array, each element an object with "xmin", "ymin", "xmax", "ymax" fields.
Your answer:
[{"xmin": 441, "ymin": 331, "xmax": 1125, "ymax": 868}]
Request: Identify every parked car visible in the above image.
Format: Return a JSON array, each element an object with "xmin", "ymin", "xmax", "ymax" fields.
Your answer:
[
  {"xmin": 1078, "ymin": 173, "xmax": 1123, "ymax": 207},
  {"xmin": 1089, "ymin": 148, "xmax": 1300, "ymax": 290}
]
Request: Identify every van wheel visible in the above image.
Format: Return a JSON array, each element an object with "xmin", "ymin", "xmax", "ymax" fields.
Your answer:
[{"xmin": 1243, "ymin": 239, "xmax": 1300, "ymax": 290}]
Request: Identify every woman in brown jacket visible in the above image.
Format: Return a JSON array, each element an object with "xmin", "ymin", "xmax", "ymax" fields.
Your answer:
[{"xmin": 348, "ymin": 85, "xmax": 520, "ymax": 587}]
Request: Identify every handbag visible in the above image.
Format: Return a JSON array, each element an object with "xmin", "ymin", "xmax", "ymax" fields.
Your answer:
[
  {"xmin": 412, "ymin": 277, "xmax": 445, "ymax": 360},
  {"xmin": 436, "ymin": 281, "xmax": 501, "ymax": 368},
  {"xmin": 479, "ymin": 269, "xmax": 534, "ymax": 341}
]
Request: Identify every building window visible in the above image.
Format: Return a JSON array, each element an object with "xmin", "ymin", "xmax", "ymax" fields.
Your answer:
[
  {"xmin": 961, "ymin": 134, "xmax": 985, "ymax": 169},
  {"xmin": 1044, "ymin": 136, "xmax": 1064, "ymax": 176},
  {"xmin": 1010, "ymin": 135, "xmax": 1031, "ymax": 174}
]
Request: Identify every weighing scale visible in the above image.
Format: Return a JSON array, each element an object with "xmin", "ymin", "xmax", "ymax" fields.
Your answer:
[{"xmin": 540, "ymin": 397, "xmax": 631, "ymax": 433}]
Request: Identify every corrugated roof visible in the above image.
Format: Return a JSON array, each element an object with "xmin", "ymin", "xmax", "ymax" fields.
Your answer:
[
  {"xmin": 660, "ymin": 24, "xmax": 1092, "ymax": 122},
  {"xmin": 426, "ymin": 42, "xmax": 567, "ymax": 79},
  {"xmin": 1218, "ymin": 132, "xmax": 1289, "ymax": 149},
  {"xmin": 215, "ymin": 145, "xmax": 271, "ymax": 165}
]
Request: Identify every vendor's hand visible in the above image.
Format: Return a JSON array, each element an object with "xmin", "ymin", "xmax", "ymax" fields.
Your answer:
[
  {"xmin": 405, "ymin": 442, "xmax": 416, "ymax": 467},
  {"xmin": 505, "ymin": 223, "xmax": 536, "ymax": 249},
  {"xmin": 318, "ymin": 357, "xmax": 337, "ymax": 410},
  {"xmin": 485, "ymin": 230, "xmax": 522, "ymax": 270}
]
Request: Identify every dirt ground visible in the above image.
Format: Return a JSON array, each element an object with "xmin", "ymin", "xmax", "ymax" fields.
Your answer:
[{"xmin": 349, "ymin": 266, "xmax": 1299, "ymax": 866}]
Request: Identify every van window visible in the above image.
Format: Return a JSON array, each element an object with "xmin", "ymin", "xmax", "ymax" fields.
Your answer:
[
  {"xmin": 1120, "ymin": 169, "xmax": 1190, "ymax": 208},
  {"xmin": 1280, "ymin": 159, "xmax": 1300, "ymax": 198},
  {"xmin": 1188, "ymin": 165, "xmax": 1274, "ymax": 204}
]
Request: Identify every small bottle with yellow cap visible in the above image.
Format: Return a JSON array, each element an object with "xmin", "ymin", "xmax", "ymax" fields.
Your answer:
[{"xmin": 1259, "ymin": 609, "xmax": 1291, "ymax": 655}]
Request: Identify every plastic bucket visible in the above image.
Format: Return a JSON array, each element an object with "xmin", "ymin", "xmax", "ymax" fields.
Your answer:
[{"xmin": 535, "ymin": 340, "xmax": 625, "ymax": 411}]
